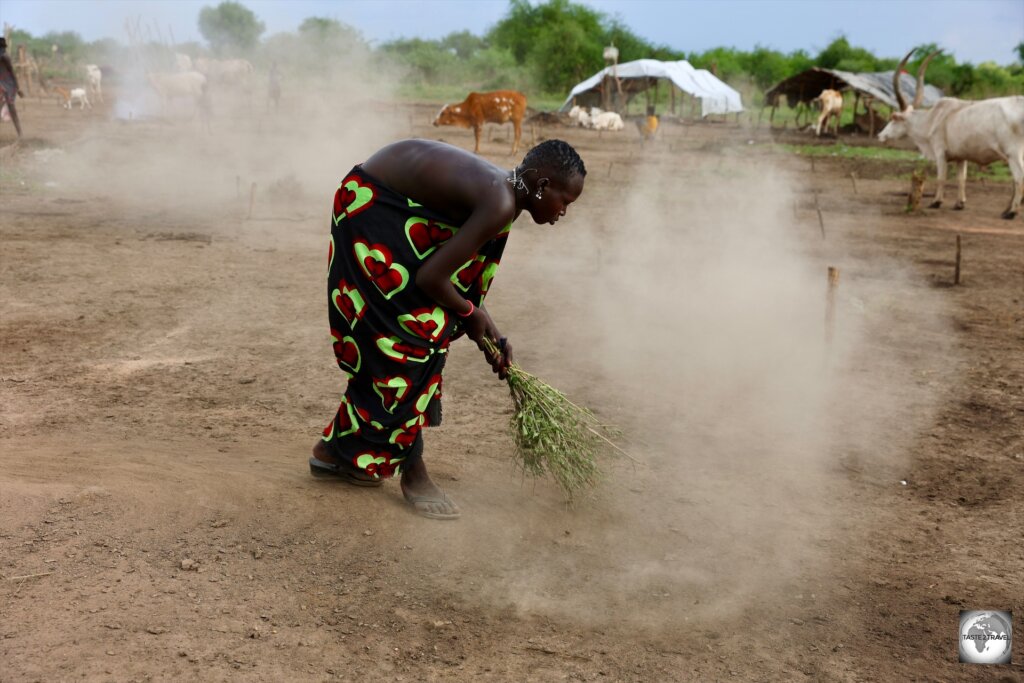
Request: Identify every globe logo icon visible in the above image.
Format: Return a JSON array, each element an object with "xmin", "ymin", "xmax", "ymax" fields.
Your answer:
[{"xmin": 959, "ymin": 610, "xmax": 1012, "ymax": 664}]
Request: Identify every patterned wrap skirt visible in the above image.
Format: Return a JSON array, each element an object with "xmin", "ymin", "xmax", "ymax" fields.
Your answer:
[{"xmin": 322, "ymin": 165, "xmax": 509, "ymax": 480}]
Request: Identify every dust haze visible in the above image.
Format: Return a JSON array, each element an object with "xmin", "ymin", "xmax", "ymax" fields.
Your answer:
[
  {"xmin": 15, "ymin": 12, "xmax": 960, "ymax": 636},
  {"xmin": 27, "ymin": 16, "xmax": 405, "ymax": 217},
  {"xmin": 399, "ymin": 150, "xmax": 958, "ymax": 630}
]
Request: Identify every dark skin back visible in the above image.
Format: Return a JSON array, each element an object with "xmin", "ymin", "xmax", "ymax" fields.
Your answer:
[{"xmin": 361, "ymin": 139, "xmax": 584, "ymax": 377}]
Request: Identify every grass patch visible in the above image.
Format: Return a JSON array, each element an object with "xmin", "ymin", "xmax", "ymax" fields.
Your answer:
[
  {"xmin": 772, "ymin": 143, "xmax": 922, "ymax": 161},
  {"xmin": 766, "ymin": 142, "xmax": 1013, "ymax": 182},
  {"xmin": 890, "ymin": 162, "xmax": 1012, "ymax": 182}
]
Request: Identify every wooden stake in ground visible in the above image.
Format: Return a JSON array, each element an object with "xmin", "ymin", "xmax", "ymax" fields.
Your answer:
[
  {"xmin": 954, "ymin": 234, "xmax": 962, "ymax": 285},
  {"xmin": 907, "ymin": 171, "xmax": 924, "ymax": 212},
  {"xmin": 825, "ymin": 266, "xmax": 840, "ymax": 347},
  {"xmin": 814, "ymin": 191, "xmax": 826, "ymax": 238},
  {"xmin": 849, "ymin": 171, "xmax": 859, "ymax": 195},
  {"xmin": 247, "ymin": 182, "xmax": 257, "ymax": 219}
]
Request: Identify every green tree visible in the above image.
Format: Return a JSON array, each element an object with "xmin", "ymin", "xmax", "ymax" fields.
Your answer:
[
  {"xmin": 739, "ymin": 45, "xmax": 789, "ymax": 90},
  {"xmin": 198, "ymin": 1, "xmax": 265, "ymax": 54},
  {"xmin": 298, "ymin": 17, "xmax": 366, "ymax": 55},
  {"xmin": 440, "ymin": 30, "xmax": 486, "ymax": 60},
  {"xmin": 487, "ymin": 0, "xmax": 608, "ymax": 91},
  {"xmin": 816, "ymin": 36, "xmax": 881, "ymax": 71}
]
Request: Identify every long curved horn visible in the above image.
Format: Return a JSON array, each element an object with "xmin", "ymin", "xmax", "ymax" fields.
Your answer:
[
  {"xmin": 893, "ymin": 49, "xmax": 914, "ymax": 111},
  {"xmin": 912, "ymin": 50, "xmax": 940, "ymax": 109}
]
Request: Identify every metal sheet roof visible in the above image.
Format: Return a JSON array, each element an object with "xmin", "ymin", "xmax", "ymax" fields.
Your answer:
[{"xmin": 764, "ymin": 68, "xmax": 944, "ymax": 109}]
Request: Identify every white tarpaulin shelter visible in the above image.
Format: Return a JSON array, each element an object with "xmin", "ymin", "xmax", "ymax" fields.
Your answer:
[{"xmin": 559, "ymin": 58, "xmax": 744, "ymax": 117}]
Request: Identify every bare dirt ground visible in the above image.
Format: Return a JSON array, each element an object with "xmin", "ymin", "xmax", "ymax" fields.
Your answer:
[{"xmin": 2, "ymin": 91, "xmax": 1022, "ymax": 682}]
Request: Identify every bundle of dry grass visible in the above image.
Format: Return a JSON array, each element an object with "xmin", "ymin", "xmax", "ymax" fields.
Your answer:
[{"xmin": 486, "ymin": 340, "xmax": 630, "ymax": 502}]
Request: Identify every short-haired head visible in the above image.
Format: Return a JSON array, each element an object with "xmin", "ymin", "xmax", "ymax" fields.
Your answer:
[{"xmin": 518, "ymin": 139, "xmax": 586, "ymax": 181}]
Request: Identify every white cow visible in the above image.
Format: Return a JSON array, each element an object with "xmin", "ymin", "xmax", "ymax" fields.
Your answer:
[
  {"xmin": 147, "ymin": 71, "xmax": 208, "ymax": 112},
  {"xmin": 814, "ymin": 89, "xmax": 843, "ymax": 137},
  {"xmin": 84, "ymin": 64, "xmax": 103, "ymax": 103},
  {"xmin": 568, "ymin": 105, "xmax": 587, "ymax": 127},
  {"xmin": 194, "ymin": 57, "xmax": 254, "ymax": 89},
  {"xmin": 878, "ymin": 50, "xmax": 1024, "ymax": 219},
  {"xmin": 590, "ymin": 111, "xmax": 625, "ymax": 131}
]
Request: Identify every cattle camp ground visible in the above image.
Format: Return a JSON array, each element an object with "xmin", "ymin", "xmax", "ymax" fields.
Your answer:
[{"xmin": 1, "ymin": 40, "xmax": 1023, "ymax": 683}]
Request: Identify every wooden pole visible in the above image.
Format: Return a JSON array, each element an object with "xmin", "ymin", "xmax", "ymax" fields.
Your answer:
[
  {"xmin": 825, "ymin": 266, "xmax": 840, "ymax": 346},
  {"xmin": 907, "ymin": 171, "xmax": 924, "ymax": 212},
  {"xmin": 815, "ymin": 191, "xmax": 825, "ymax": 238},
  {"xmin": 247, "ymin": 182, "xmax": 256, "ymax": 219},
  {"xmin": 849, "ymin": 171, "xmax": 858, "ymax": 195},
  {"xmin": 954, "ymin": 234, "xmax": 962, "ymax": 285}
]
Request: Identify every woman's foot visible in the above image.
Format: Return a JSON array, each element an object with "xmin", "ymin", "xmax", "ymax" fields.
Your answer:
[
  {"xmin": 309, "ymin": 441, "xmax": 383, "ymax": 487},
  {"xmin": 400, "ymin": 457, "xmax": 460, "ymax": 520}
]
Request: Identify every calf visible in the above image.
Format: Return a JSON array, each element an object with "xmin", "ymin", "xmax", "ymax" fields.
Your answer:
[
  {"xmin": 54, "ymin": 86, "xmax": 91, "ymax": 110},
  {"xmin": 433, "ymin": 90, "xmax": 527, "ymax": 155},
  {"xmin": 814, "ymin": 89, "xmax": 843, "ymax": 137}
]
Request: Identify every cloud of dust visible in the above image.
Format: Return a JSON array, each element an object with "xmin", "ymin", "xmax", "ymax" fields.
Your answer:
[
  {"xmin": 419, "ymin": 149, "xmax": 959, "ymax": 631},
  {"xmin": 28, "ymin": 19, "xmax": 408, "ymax": 221}
]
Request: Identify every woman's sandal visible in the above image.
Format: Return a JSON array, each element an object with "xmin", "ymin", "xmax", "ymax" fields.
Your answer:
[{"xmin": 309, "ymin": 456, "xmax": 384, "ymax": 487}]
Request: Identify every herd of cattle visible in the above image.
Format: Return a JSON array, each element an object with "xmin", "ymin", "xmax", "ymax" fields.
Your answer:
[
  {"xmin": 51, "ymin": 55, "xmax": 253, "ymax": 113},
  {"xmin": 32, "ymin": 47, "xmax": 1024, "ymax": 220}
]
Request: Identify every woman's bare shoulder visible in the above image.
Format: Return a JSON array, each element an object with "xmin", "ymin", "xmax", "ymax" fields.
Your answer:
[{"xmin": 362, "ymin": 139, "xmax": 510, "ymax": 219}]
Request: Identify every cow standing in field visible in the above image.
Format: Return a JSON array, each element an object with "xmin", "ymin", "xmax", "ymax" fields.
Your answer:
[
  {"xmin": 433, "ymin": 90, "xmax": 527, "ymax": 155},
  {"xmin": 814, "ymin": 89, "xmax": 843, "ymax": 137},
  {"xmin": 147, "ymin": 71, "xmax": 208, "ymax": 115},
  {"xmin": 878, "ymin": 50, "xmax": 1024, "ymax": 219},
  {"xmin": 84, "ymin": 64, "xmax": 103, "ymax": 104},
  {"xmin": 194, "ymin": 57, "xmax": 254, "ymax": 90}
]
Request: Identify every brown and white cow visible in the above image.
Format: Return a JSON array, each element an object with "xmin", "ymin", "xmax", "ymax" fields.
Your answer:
[
  {"xmin": 433, "ymin": 90, "xmax": 527, "ymax": 155},
  {"xmin": 878, "ymin": 50, "xmax": 1024, "ymax": 219},
  {"xmin": 814, "ymin": 89, "xmax": 843, "ymax": 137}
]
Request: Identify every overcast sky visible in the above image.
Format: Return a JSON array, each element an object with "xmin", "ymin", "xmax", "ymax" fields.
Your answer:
[{"xmin": 1, "ymin": 0, "xmax": 1021, "ymax": 65}]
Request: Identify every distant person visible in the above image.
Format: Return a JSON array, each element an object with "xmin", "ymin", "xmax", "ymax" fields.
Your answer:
[
  {"xmin": 311, "ymin": 139, "xmax": 586, "ymax": 519},
  {"xmin": 197, "ymin": 80, "xmax": 212, "ymax": 133},
  {"xmin": 0, "ymin": 38, "xmax": 24, "ymax": 138},
  {"xmin": 267, "ymin": 61, "xmax": 280, "ymax": 113},
  {"xmin": 640, "ymin": 104, "xmax": 658, "ymax": 142}
]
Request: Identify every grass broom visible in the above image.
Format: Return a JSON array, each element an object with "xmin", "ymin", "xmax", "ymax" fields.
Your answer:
[{"xmin": 484, "ymin": 339, "xmax": 633, "ymax": 502}]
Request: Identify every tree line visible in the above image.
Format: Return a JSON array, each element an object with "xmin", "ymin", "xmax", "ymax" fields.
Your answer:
[{"xmin": 8, "ymin": 0, "xmax": 1023, "ymax": 103}]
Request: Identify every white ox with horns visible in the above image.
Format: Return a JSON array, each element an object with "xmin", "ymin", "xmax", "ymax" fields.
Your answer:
[{"xmin": 878, "ymin": 50, "xmax": 1024, "ymax": 219}]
